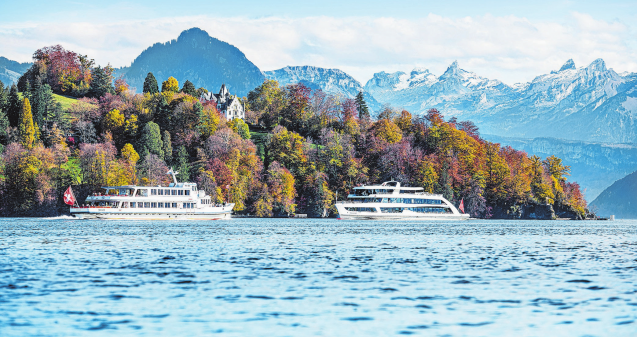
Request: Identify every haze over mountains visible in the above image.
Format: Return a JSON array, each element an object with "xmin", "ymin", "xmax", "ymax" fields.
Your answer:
[{"xmin": 3, "ymin": 27, "xmax": 637, "ymax": 205}]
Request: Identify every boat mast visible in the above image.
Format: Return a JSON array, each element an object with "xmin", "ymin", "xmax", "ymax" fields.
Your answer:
[{"xmin": 167, "ymin": 168, "xmax": 179, "ymax": 185}]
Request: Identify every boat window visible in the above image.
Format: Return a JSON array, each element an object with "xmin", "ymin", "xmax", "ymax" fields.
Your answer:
[
  {"xmin": 151, "ymin": 189, "xmax": 157, "ymax": 196},
  {"xmin": 130, "ymin": 202, "xmax": 136, "ymax": 208},
  {"xmin": 389, "ymin": 198, "xmax": 402, "ymax": 203},
  {"xmin": 185, "ymin": 190, "xmax": 190, "ymax": 196},
  {"xmin": 406, "ymin": 207, "xmax": 452, "ymax": 213},
  {"xmin": 178, "ymin": 190, "xmax": 184, "ymax": 196},
  {"xmin": 345, "ymin": 207, "xmax": 376, "ymax": 212},
  {"xmin": 151, "ymin": 202, "xmax": 157, "ymax": 208},
  {"xmin": 382, "ymin": 198, "xmax": 388, "ymax": 203},
  {"xmin": 137, "ymin": 189, "xmax": 148, "ymax": 197},
  {"xmin": 380, "ymin": 207, "xmax": 403, "ymax": 213},
  {"xmin": 172, "ymin": 203, "xmax": 178, "ymax": 208},
  {"xmin": 171, "ymin": 190, "xmax": 177, "ymax": 195},
  {"xmin": 144, "ymin": 202, "xmax": 150, "ymax": 208}
]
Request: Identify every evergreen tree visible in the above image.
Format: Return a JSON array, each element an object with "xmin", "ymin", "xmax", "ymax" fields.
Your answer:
[
  {"xmin": 8, "ymin": 84, "xmax": 21, "ymax": 127},
  {"xmin": 19, "ymin": 98, "xmax": 35, "ymax": 149},
  {"xmin": 30, "ymin": 78, "xmax": 55, "ymax": 127},
  {"xmin": 355, "ymin": 91, "xmax": 370, "ymax": 120},
  {"xmin": 181, "ymin": 80, "xmax": 197, "ymax": 96},
  {"xmin": 88, "ymin": 65, "xmax": 114, "ymax": 98},
  {"xmin": 0, "ymin": 105, "xmax": 8, "ymax": 144},
  {"xmin": 162, "ymin": 130, "xmax": 173, "ymax": 165},
  {"xmin": 137, "ymin": 121, "xmax": 164, "ymax": 160},
  {"xmin": 155, "ymin": 94, "xmax": 171, "ymax": 132},
  {"xmin": 174, "ymin": 146, "xmax": 190, "ymax": 182},
  {"xmin": 143, "ymin": 72, "xmax": 159, "ymax": 95},
  {"xmin": 0, "ymin": 81, "xmax": 8, "ymax": 116}
]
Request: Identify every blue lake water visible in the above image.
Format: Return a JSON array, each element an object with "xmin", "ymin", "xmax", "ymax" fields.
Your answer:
[{"xmin": 0, "ymin": 218, "xmax": 636, "ymax": 336}]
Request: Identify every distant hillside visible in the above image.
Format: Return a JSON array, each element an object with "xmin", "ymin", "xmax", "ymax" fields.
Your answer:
[
  {"xmin": 264, "ymin": 66, "xmax": 382, "ymax": 112},
  {"xmin": 120, "ymin": 27, "xmax": 265, "ymax": 97},
  {"xmin": 0, "ymin": 56, "xmax": 32, "ymax": 86},
  {"xmin": 484, "ymin": 135, "xmax": 637, "ymax": 201},
  {"xmin": 590, "ymin": 171, "xmax": 637, "ymax": 218}
]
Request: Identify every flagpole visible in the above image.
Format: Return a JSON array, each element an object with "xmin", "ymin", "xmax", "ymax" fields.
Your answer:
[{"xmin": 68, "ymin": 186, "xmax": 79, "ymax": 208}]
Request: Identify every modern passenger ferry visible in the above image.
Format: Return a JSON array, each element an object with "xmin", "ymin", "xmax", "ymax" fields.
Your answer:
[
  {"xmin": 70, "ymin": 170, "xmax": 234, "ymax": 220},
  {"xmin": 336, "ymin": 181, "xmax": 469, "ymax": 220}
]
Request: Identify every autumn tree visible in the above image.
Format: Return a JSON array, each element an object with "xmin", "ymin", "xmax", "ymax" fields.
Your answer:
[
  {"xmin": 229, "ymin": 118, "xmax": 251, "ymax": 139},
  {"xmin": 19, "ymin": 98, "xmax": 36, "ymax": 149},
  {"xmin": 161, "ymin": 77, "xmax": 179, "ymax": 93},
  {"xmin": 372, "ymin": 119, "xmax": 402, "ymax": 144},
  {"xmin": 266, "ymin": 161, "xmax": 297, "ymax": 216}
]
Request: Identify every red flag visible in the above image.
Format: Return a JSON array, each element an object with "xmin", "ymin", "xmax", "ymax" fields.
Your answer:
[
  {"xmin": 459, "ymin": 199, "xmax": 465, "ymax": 214},
  {"xmin": 63, "ymin": 186, "xmax": 76, "ymax": 206}
]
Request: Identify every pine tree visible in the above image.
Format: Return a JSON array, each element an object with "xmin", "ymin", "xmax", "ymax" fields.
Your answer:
[
  {"xmin": 143, "ymin": 72, "xmax": 159, "ymax": 95},
  {"xmin": 181, "ymin": 80, "xmax": 197, "ymax": 96},
  {"xmin": 355, "ymin": 91, "xmax": 370, "ymax": 120},
  {"xmin": 174, "ymin": 146, "xmax": 190, "ymax": 182},
  {"xmin": 88, "ymin": 66, "xmax": 114, "ymax": 98},
  {"xmin": 162, "ymin": 130, "xmax": 173, "ymax": 165},
  {"xmin": 137, "ymin": 121, "xmax": 164, "ymax": 160},
  {"xmin": 0, "ymin": 106, "xmax": 8, "ymax": 144},
  {"xmin": 19, "ymin": 98, "xmax": 35, "ymax": 149},
  {"xmin": 155, "ymin": 94, "xmax": 171, "ymax": 132},
  {"xmin": 8, "ymin": 84, "xmax": 21, "ymax": 127}
]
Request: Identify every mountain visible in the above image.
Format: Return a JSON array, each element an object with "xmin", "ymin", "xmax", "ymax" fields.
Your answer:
[
  {"xmin": 590, "ymin": 170, "xmax": 637, "ymax": 218},
  {"xmin": 366, "ymin": 59, "xmax": 637, "ymax": 144},
  {"xmin": 484, "ymin": 135, "xmax": 637, "ymax": 201},
  {"xmin": 119, "ymin": 27, "xmax": 265, "ymax": 97},
  {"xmin": 0, "ymin": 56, "xmax": 32, "ymax": 86},
  {"xmin": 264, "ymin": 66, "xmax": 382, "ymax": 112}
]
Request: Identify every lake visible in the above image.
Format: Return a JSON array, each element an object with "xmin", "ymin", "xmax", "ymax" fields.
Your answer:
[{"xmin": 1, "ymin": 218, "xmax": 635, "ymax": 336}]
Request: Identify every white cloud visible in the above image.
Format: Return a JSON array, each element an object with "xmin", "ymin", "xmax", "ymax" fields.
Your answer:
[{"xmin": 0, "ymin": 12, "xmax": 635, "ymax": 85}]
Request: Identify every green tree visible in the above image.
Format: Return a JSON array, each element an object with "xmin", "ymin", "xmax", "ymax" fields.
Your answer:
[
  {"xmin": 162, "ymin": 130, "xmax": 173, "ymax": 165},
  {"xmin": 229, "ymin": 118, "xmax": 251, "ymax": 139},
  {"xmin": 0, "ymin": 105, "xmax": 8, "ymax": 143},
  {"xmin": 138, "ymin": 121, "xmax": 164, "ymax": 160},
  {"xmin": 154, "ymin": 94, "xmax": 171, "ymax": 132},
  {"xmin": 7, "ymin": 84, "xmax": 21, "ymax": 127},
  {"xmin": 355, "ymin": 91, "xmax": 370, "ymax": 120},
  {"xmin": 19, "ymin": 98, "xmax": 36, "ymax": 149},
  {"xmin": 143, "ymin": 72, "xmax": 159, "ymax": 94},
  {"xmin": 161, "ymin": 77, "xmax": 179, "ymax": 93},
  {"xmin": 88, "ymin": 65, "xmax": 114, "ymax": 98},
  {"xmin": 181, "ymin": 80, "xmax": 197, "ymax": 96},
  {"xmin": 174, "ymin": 146, "xmax": 190, "ymax": 182}
]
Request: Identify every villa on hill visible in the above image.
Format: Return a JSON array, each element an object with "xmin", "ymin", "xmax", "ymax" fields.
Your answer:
[{"xmin": 200, "ymin": 84, "xmax": 245, "ymax": 121}]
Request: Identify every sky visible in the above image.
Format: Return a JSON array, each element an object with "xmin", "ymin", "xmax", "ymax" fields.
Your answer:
[{"xmin": 1, "ymin": 0, "xmax": 636, "ymax": 85}]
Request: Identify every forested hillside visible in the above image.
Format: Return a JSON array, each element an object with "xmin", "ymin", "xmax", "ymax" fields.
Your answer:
[{"xmin": 0, "ymin": 44, "xmax": 589, "ymax": 218}]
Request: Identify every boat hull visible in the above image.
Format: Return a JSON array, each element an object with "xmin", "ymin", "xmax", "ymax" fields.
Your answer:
[
  {"xmin": 71, "ymin": 207, "xmax": 233, "ymax": 220},
  {"xmin": 338, "ymin": 213, "xmax": 470, "ymax": 220}
]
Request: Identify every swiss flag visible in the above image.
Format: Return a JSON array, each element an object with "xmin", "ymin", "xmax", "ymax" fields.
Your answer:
[
  {"xmin": 63, "ymin": 186, "xmax": 76, "ymax": 206},
  {"xmin": 459, "ymin": 199, "xmax": 465, "ymax": 214}
]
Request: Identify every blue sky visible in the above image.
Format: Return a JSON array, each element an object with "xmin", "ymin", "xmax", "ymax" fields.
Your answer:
[{"xmin": 1, "ymin": 0, "xmax": 636, "ymax": 84}]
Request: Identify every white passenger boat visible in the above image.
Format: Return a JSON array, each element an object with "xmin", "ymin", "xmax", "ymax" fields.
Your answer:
[
  {"xmin": 336, "ymin": 181, "xmax": 469, "ymax": 220},
  {"xmin": 70, "ymin": 170, "xmax": 234, "ymax": 220}
]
